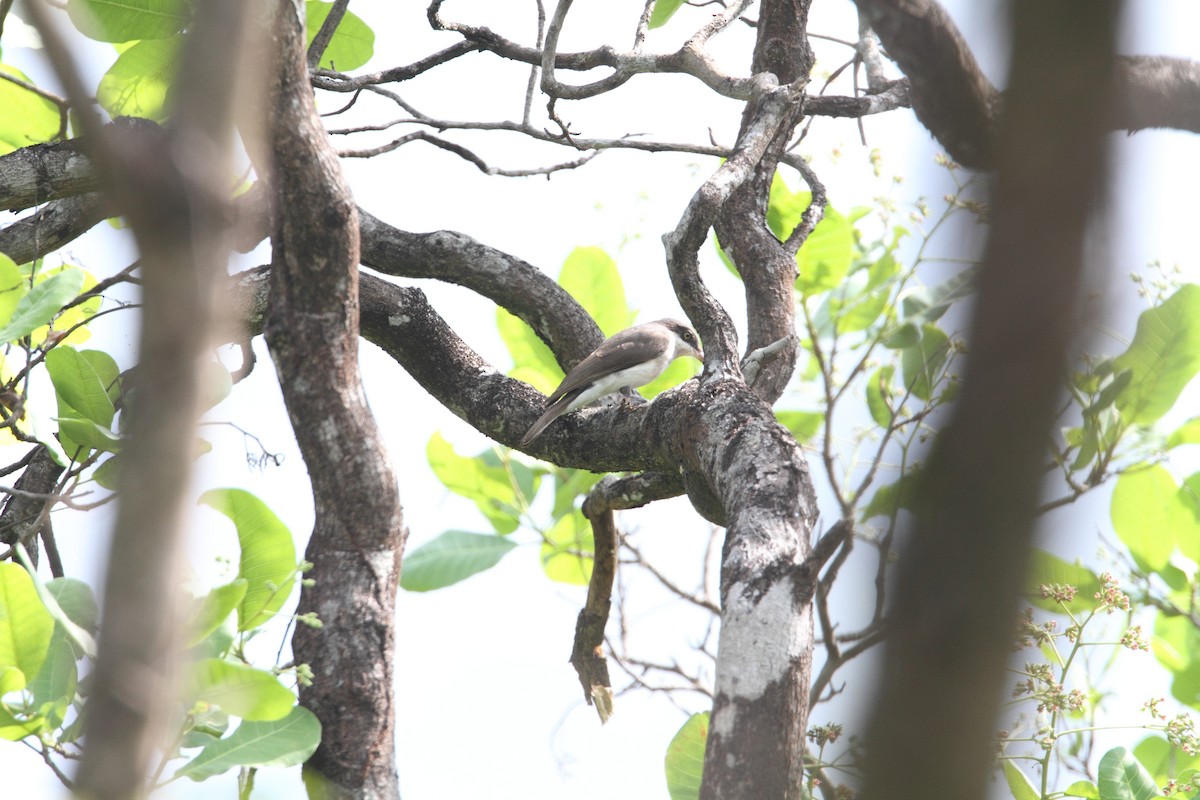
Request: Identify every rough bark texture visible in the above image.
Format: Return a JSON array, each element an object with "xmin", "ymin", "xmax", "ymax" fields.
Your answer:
[
  {"xmin": 0, "ymin": 448, "xmax": 63, "ymax": 549},
  {"xmin": 860, "ymin": 4, "xmax": 1120, "ymax": 800},
  {"xmin": 854, "ymin": 0, "xmax": 1001, "ymax": 168},
  {"xmin": 261, "ymin": 1, "xmax": 404, "ymax": 797},
  {"xmin": 0, "ymin": 192, "xmax": 112, "ymax": 266}
]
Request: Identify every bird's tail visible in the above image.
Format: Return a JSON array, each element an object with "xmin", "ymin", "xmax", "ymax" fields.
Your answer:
[{"xmin": 520, "ymin": 395, "xmax": 572, "ymax": 446}]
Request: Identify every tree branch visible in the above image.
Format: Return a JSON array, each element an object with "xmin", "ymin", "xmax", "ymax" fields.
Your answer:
[{"xmin": 261, "ymin": 1, "xmax": 404, "ymax": 795}]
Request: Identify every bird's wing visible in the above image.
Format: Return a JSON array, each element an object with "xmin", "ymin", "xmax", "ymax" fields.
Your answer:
[{"xmin": 545, "ymin": 325, "xmax": 672, "ymax": 405}]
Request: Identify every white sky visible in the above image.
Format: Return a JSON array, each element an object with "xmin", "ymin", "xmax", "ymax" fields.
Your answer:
[{"xmin": 3, "ymin": 1, "xmax": 1200, "ymax": 798}]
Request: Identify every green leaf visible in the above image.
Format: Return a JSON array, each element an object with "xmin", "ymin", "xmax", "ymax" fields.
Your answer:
[
  {"xmin": 834, "ymin": 283, "xmax": 889, "ymax": 334},
  {"xmin": 866, "ymin": 249, "xmax": 902, "ymax": 291},
  {"xmin": 0, "ymin": 65, "xmax": 60, "ymax": 154},
  {"xmin": 649, "ymin": 0, "xmax": 686, "ymax": 27},
  {"xmin": 1097, "ymin": 746, "xmax": 1158, "ymax": 800},
  {"xmin": 0, "ymin": 254, "xmax": 25, "ymax": 325},
  {"xmin": 0, "ymin": 700, "xmax": 44, "ymax": 741},
  {"xmin": 400, "ymin": 531, "xmax": 518, "ymax": 592},
  {"xmin": 796, "ymin": 204, "xmax": 854, "ymax": 294},
  {"xmin": 552, "ymin": 469, "xmax": 603, "ymax": 519},
  {"xmin": 26, "ymin": 636, "xmax": 77, "ymax": 725},
  {"xmin": 46, "ymin": 347, "xmax": 116, "ymax": 428},
  {"xmin": 1153, "ymin": 613, "xmax": 1199, "ymax": 674},
  {"xmin": 1023, "ymin": 550, "xmax": 1102, "ymax": 613},
  {"xmin": 67, "ymin": 0, "xmax": 190, "ymax": 42},
  {"xmin": 188, "ymin": 580, "xmax": 248, "ymax": 647},
  {"xmin": 0, "ymin": 562, "xmax": 55, "ymax": 687},
  {"xmin": 497, "ymin": 308, "xmax": 563, "ymax": 396},
  {"xmin": 540, "ymin": 509, "xmax": 593, "ymax": 585},
  {"xmin": 189, "ymin": 659, "xmax": 295, "ymax": 721},
  {"xmin": 1167, "ymin": 417, "xmax": 1200, "ymax": 449},
  {"xmin": 866, "ymin": 366, "xmax": 896, "ymax": 428},
  {"xmin": 1064, "ymin": 780, "xmax": 1101, "ymax": 799},
  {"xmin": 305, "ymin": 1, "xmax": 375, "ymax": 71},
  {"xmin": 900, "ymin": 324, "xmax": 951, "ymax": 401},
  {"xmin": 1113, "ymin": 284, "xmax": 1200, "ymax": 426},
  {"xmin": 57, "ymin": 418, "xmax": 122, "ymax": 454},
  {"xmin": 1111, "ymin": 464, "xmax": 1196, "ymax": 572},
  {"xmin": 664, "ymin": 712, "xmax": 708, "ymax": 800},
  {"xmin": 174, "ymin": 705, "xmax": 321, "ymax": 782},
  {"xmin": 1002, "ymin": 761, "xmax": 1040, "ymax": 800},
  {"xmin": 199, "ymin": 489, "xmax": 297, "ymax": 631},
  {"xmin": 766, "ymin": 174, "xmax": 811, "ymax": 241},
  {"xmin": 97, "ymin": 37, "xmax": 181, "ymax": 122},
  {"xmin": 12, "ymin": 547, "xmax": 96, "ymax": 659},
  {"xmin": 905, "ymin": 267, "xmax": 979, "ymax": 326},
  {"xmin": 1134, "ymin": 734, "xmax": 1200, "ymax": 786},
  {"xmin": 775, "ymin": 410, "xmax": 823, "ymax": 443},
  {"xmin": 93, "ymin": 455, "xmax": 120, "ymax": 490},
  {"xmin": 558, "ymin": 247, "xmax": 632, "ymax": 337},
  {"xmin": 426, "ymin": 433, "xmax": 521, "ymax": 534},
  {"xmin": 45, "ymin": 578, "xmax": 99, "ymax": 635},
  {"xmin": 861, "ymin": 473, "xmax": 919, "ymax": 520},
  {"xmin": 0, "ymin": 267, "xmax": 85, "ymax": 344}
]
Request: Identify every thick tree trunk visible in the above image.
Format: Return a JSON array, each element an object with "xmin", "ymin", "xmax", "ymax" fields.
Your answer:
[{"xmin": 261, "ymin": 1, "xmax": 405, "ymax": 797}]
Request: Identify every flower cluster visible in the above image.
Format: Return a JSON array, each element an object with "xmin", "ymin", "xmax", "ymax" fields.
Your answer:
[{"xmin": 1095, "ymin": 572, "xmax": 1131, "ymax": 614}]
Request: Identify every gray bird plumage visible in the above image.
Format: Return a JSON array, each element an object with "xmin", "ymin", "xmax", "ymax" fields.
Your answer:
[{"xmin": 520, "ymin": 319, "xmax": 703, "ymax": 446}]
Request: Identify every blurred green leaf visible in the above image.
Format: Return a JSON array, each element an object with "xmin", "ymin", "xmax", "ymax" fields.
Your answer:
[
  {"xmin": 188, "ymin": 580, "xmax": 248, "ymax": 647},
  {"xmin": 427, "ymin": 433, "xmax": 522, "ymax": 534},
  {"xmin": 1113, "ymin": 284, "xmax": 1200, "ymax": 426},
  {"xmin": 665, "ymin": 712, "xmax": 708, "ymax": 800},
  {"xmin": 1097, "ymin": 746, "xmax": 1158, "ymax": 800},
  {"xmin": 648, "ymin": 0, "xmax": 686, "ymax": 28},
  {"xmin": 400, "ymin": 531, "xmax": 518, "ymax": 592},
  {"xmin": 1023, "ymin": 550, "xmax": 1102, "ymax": 613},
  {"xmin": 776, "ymin": 410, "xmax": 823, "ymax": 443},
  {"xmin": 0, "ymin": 562, "xmax": 55, "ymax": 690},
  {"xmin": 552, "ymin": 468, "xmax": 603, "ymax": 519},
  {"xmin": 1167, "ymin": 417, "xmax": 1200, "ymax": 449},
  {"xmin": 1003, "ymin": 761, "xmax": 1039, "ymax": 800},
  {"xmin": 866, "ymin": 365, "xmax": 896, "ymax": 428},
  {"xmin": 497, "ymin": 308, "xmax": 563, "ymax": 396},
  {"xmin": 189, "ymin": 659, "xmax": 295, "ymax": 721},
  {"xmin": 305, "ymin": 1, "xmax": 375, "ymax": 71},
  {"xmin": 175, "ymin": 706, "xmax": 320, "ymax": 781},
  {"xmin": 0, "ymin": 65, "xmax": 59, "ymax": 154},
  {"xmin": 559, "ymin": 247, "xmax": 632, "ymax": 337},
  {"xmin": 1063, "ymin": 780, "xmax": 1100, "ymax": 799},
  {"xmin": 1134, "ymin": 734, "xmax": 1200, "ymax": 786},
  {"xmin": 541, "ymin": 509, "xmax": 593, "ymax": 585},
  {"xmin": 97, "ymin": 37, "xmax": 181, "ymax": 122},
  {"xmin": 199, "ymin": 489, "xmax": 297, "ymax": 631},
  {"xmin": 0, "ymin": 267, "xmax": 84, "ymax": 344},
  {"xmin": 26, "ymin": 635, "xmax": 76, "ymax": 727},
  {"xmin": 45, "ymin": 578, "xmax": 99, "ymax": 635},
  {"xmin": 67, "ymin": 0, "xmax": 190, "ymax": 42},
  {"xmin": 1111, "ymin": 464, "xmax": 1195, "ymax": 572},
  {"xmin": 797, "ymin": 204, "xmax": 854, "ymax": 294},
  {"xmin": 861, "ymin": 473, "xmax": 919, "ymax": 520},
  {"xmin": 0, "ymin": 254, "xmax": 24, "ymax": 324},
  {"xmin": 900, "ymin": 324, "xmax": 950, "ymax": 401},
  {"xmin": 57, "ymin": 418, "xmax": 121, "ymax": 454}
]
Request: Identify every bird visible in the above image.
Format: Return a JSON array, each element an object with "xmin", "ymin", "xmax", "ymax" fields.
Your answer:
[{"xmin": 520, "ymin": 318, "xmax": 704, "ymax": 446}]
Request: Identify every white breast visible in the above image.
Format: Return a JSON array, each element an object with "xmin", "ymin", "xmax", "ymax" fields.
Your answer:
[{"xmin": 563, "ymin": 351, "xmax": 673, "ymax": 413}]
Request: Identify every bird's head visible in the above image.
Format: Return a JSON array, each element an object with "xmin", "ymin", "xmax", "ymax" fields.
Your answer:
[{"xmin": 657, "ymin": 319, "xmax": 704, "ymax": 363}]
